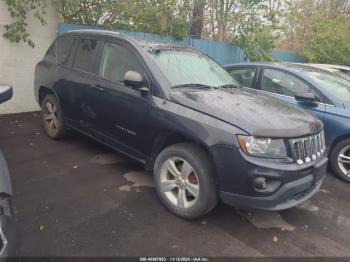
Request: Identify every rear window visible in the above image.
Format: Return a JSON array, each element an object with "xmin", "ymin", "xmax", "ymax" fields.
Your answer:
[
  {"xmin": 44, "ymin": 40, "xmax": 57, "ymax": 63},
  {"xmin": 72, "ymin": 39, "xmax": 98, "ymax": 73}
]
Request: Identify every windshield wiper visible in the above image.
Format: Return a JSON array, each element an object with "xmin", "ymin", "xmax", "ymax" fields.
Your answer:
[{"xmin": 171, "ymin": 83, "xmax": 215, "ymax": 90}]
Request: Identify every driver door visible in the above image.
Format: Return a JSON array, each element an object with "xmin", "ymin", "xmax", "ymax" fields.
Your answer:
[
  {"xmin": 87, "ymin": 40, "xmax": 151, "ymax": 159},
  {"xmin": 259, "ymin": 68, "xmax": 326, "ymax": 120}
]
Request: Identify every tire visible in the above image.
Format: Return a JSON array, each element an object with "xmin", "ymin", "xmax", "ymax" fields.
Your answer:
[
  {"xmin": 154, "ymin": 143, "xmax": 218, "ymax": 220},
  {"xmin": 40, "ymin": 94, "xmax": 66, "ymax": 139},
  {"xmin": 330, "ymin": 138, "xmax": 350, "ymax": 183}
]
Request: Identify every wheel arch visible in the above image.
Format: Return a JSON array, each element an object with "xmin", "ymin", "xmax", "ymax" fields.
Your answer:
[
  {"xmin": 38, "ymin": 86, "xmax": 55, "ymax": 106},
  {"xmin": 328, "ymin": 133, "xmax": 350, "ymax": 156},
  {"xmin": 146, "ymin": 131, "xmax": 217, "ymax": 177}
]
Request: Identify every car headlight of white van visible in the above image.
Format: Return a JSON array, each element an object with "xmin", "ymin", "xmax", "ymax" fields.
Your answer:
[{"xmin": 237, "ymin": 135, "xmax": 288, "ymax": 159}]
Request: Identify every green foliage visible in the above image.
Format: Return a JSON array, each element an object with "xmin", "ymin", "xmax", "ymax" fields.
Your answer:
[
  {"xmin": 234, "ymin": 1, "xmax": 283, "ymax": 61},
  {"xmin": 236, "ymin": 25, "xmax": 277, "ymax": 62},
  {"xmin": 55, "ymin": 0, "xmax": 192, "ymax": 39},
  {"xmin": 282, "ymin": 0, "xmax": 350, "ymax": 65},
  {"xmin": 303, "ymin": 17, "xmax": 350, "ymax": 65},
  {"xmin": 2, "ymin": 0, "xmax": 48, "ymax": 47},
  {"xmin": 10, "ymin": 0, "xmax": 347, "ymax": 65}
]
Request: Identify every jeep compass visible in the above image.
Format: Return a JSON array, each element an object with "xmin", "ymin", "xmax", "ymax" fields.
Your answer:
[{"xmin": 34, "ymin": 30, "xmax": 328, "ymax": 219}]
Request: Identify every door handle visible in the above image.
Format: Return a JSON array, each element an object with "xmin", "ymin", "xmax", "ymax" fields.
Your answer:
[{"xmin": 91, "ymin": 84, "xmax": 104, "ymax": 92}]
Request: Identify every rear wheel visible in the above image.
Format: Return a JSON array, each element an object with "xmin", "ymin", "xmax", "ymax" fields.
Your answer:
[
  {"xmin": 154, "ymin": 143, "xmax": 218, "ymax": 219},
  {"xmin": 330, "ymin": 138, "xmax": 350, "ymax": 183},
  {"xmin": 40, "ymin": 94, "xmax": 66, "ymax": 139}
]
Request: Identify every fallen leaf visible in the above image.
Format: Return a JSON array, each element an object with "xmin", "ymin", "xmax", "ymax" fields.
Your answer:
[{"xmin": 273, "ymin": 235, "xmax": 278, "ymax": 242}]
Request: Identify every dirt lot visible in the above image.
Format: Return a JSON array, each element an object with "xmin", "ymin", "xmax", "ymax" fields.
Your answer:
[{"xmin": 1, "ymin": 112, "xmax": 350, "ymax": 258}]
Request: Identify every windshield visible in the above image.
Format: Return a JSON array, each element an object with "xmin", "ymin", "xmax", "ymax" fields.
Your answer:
[
  {"xmin": 302, "ymin": 69, "xmax": 350, "ymax": 103},
  {"xmin": 150, "ymin": 50, "xmax": 238, "ymax": 89}
]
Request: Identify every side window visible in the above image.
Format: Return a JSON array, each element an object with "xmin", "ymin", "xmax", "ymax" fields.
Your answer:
[
  {"xmin": 262, "ymin": 69, "xmax": 321, "ymax": 101},
  {"xmin": 44, "ymin": 40, "xmax": 57, "ymax": 63},
  {"xmin": 73, "ymin": 39, "xmax": 98, "ymax": 73},
  {"xmin": 57, "ymin": 35, "xmax": 74, "ymax": 65},
  {"xmin": 99, "ymin": 42, "xmax": 144, "ymax": 83},
  {"xmin": 228, "ymin": 68, "xmax": 257, "ymax": 88}
]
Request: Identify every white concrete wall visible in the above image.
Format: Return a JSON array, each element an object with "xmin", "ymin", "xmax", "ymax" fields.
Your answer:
[{"xmin": 0, "ymin": 2, "xmax": 58, "ymax": 114}]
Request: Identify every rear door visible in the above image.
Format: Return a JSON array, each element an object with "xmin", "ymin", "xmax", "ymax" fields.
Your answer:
[
  {"xmin": 58, "ymin": 37, "xmax": 101, "ymax": 129},
  {"xmin": 258, "ymin": 68, "xmax": 326, "ymax": 120}
]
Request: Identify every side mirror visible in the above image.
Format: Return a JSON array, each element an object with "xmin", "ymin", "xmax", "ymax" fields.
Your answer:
[
  {"xmin": 295, "ymin": 92, "xmax": 318, "ymax": 105},
  {"xmin": 0, "ymin": 84, "xmax": 13, "ymax": 104},
  {"xmin": 124, "ymin": 71, "xmax": 149, "ymax": 95}
]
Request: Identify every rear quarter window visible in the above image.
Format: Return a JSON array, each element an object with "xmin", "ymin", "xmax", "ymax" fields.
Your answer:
[
  {"xmin": 44, "ymin": 40, "xmax": 57, "ymax": 63},
  {"xmin": 57, "ymin": 35, "xmax": 75, "ymax": 65}
]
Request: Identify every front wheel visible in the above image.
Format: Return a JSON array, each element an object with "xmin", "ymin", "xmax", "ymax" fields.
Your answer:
[
  {"xmin": 154, "ymin": 143, "xmax": 218, "ymax": 220},
  {"xmin": 330, "ymin": 138, "xmax": 350, "ymax": 183}
]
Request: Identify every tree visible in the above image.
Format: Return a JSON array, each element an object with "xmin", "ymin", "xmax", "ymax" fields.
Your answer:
[
  {"xmin": 2, "ymin": 0, "xmax": 48, "ymax": 47},
  {"xmin": 2, "ymin": 0, "xmax": 285, "ymax": 61},
  {"xmin": 235, "ymin": 0, "xmax": 283, "ymax": 61},
  {"xmin": 303, "ymin": 17, "xmax": 350, "ymax": 65},
  {"xmin": 281, "ymin": 0, "xmax": 350, "ymax": 64},
  {"xmin": 190, "ymin": 0, "xmax": 205, "ymax": 38}
]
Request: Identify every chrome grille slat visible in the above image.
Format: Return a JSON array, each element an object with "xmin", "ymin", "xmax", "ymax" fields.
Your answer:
[{"xmin": 291, "ymin": 131, "xmax": 326, "ymax": 165}]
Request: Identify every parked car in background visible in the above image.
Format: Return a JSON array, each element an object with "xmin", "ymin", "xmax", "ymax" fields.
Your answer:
[
  {"xmin": 303, "ymin": 64, "xmax": 350, "ymax": 82},
  {"xmin": 35, "ymin": 31, "xmax": 327, "ymax": 219},
  {"xmin": 310, "ymin": 64, "xmax": 350, "ymax": 76},
  {"xmin": 0, "ymin": 84, "xmax": 17, "ymax": 257},
  {"xmin": 225, "ymin": 63, "xmax": 350, "ymax": 183}
]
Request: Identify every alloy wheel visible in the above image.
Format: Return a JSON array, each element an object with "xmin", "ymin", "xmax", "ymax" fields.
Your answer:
[
  {"xmin": 43, "ymin": 101, "xmax": 59, "ymax": 131},
  {"xmin": 337, "ymin": 145, "xmax": 350, "ymax": 178},
  {"xmin": 159, "ymin": 157, "xmax": 200, "ymax": 209}
]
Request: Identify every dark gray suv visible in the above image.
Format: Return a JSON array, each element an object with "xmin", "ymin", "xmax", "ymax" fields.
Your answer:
[{"xmin": 35, "ymin": 30, "xmax": 328, "ymax": 219}]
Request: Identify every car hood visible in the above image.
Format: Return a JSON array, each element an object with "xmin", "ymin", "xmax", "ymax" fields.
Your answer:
[{"xmin": 170, "ymin": 88, "xmax": 322, "ymax": 138}]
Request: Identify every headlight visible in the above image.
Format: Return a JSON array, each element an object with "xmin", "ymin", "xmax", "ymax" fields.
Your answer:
[{"xmin": 237, "ymin": 135, "xmax": 287, "ymax": 159}]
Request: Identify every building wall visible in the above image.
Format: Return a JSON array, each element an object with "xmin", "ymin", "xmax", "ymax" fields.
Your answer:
[{"xmin": 0, "ymin": 2, "xmax": 58, "ymax": 114}]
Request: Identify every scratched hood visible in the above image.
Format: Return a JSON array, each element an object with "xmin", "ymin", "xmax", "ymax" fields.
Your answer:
[{"xmin": 170, "ymin": 88, "xmax": 323, "ymax": 138}]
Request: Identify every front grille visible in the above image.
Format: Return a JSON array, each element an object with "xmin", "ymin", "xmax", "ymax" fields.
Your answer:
[{"xmin": 291, "ymin": 131, "xmax": 326, "ymax": 165}]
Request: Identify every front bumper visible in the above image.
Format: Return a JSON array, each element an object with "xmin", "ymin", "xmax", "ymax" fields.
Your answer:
[{"xmin": 211, "ymin": 145, "xmax": 328, "ymax": 211}]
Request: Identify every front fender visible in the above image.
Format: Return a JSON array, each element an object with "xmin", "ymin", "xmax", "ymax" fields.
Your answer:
[
  {"xmin": 323, "ymin": 111, "xmax": 350, "ymax": 149},
  {"xmin": 151, "ymin": 96, "xmax": 247, "ymax": 148}
]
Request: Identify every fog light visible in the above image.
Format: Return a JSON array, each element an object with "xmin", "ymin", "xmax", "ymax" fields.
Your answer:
[
  {"xmin": 254, "ymin": 177, "xmax": 267, "ymax": 191},
  {"xmin": 253, "ymin": 177, "xmax": 281, "ymax": 193}
]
